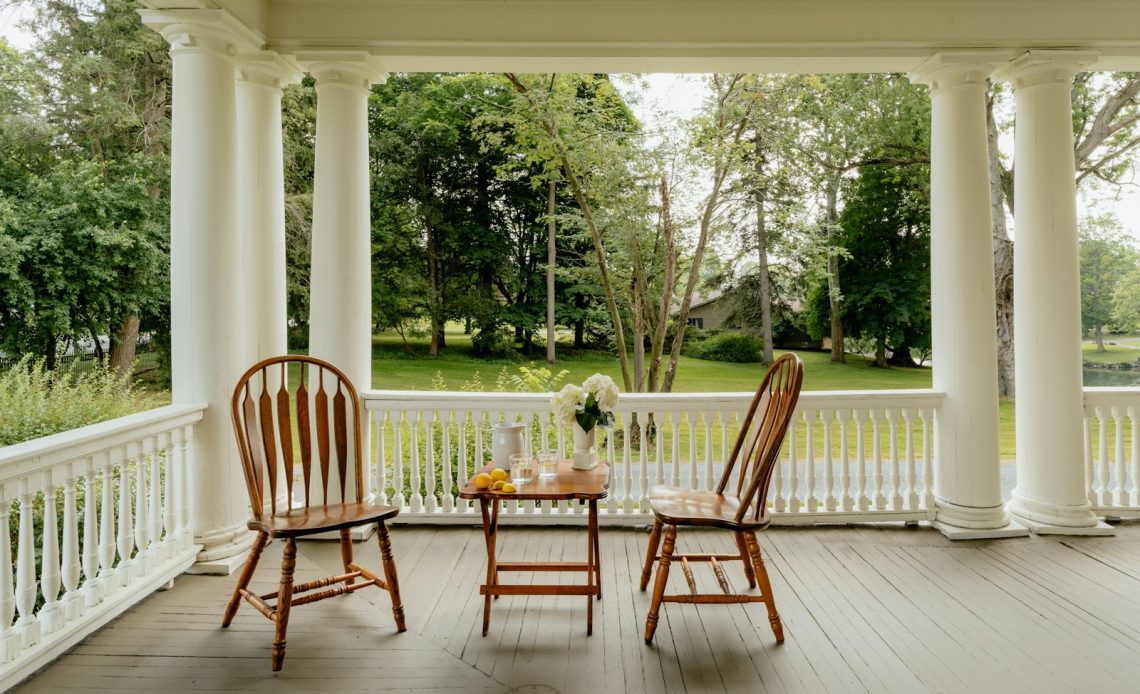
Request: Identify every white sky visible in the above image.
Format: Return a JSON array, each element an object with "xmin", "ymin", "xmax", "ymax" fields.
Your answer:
[{"xmin": 3, "ymin": 8, "xmax": 1138, "ymax": 241}]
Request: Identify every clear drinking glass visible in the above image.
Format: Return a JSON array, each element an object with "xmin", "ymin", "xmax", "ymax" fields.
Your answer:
[
  {"xmin": 509, "ymin": 453, "xmax": 534, "ymax": 486},
  {"xmin": 537, "ymin": 451, "xmax": 559, "ymax": 480}
]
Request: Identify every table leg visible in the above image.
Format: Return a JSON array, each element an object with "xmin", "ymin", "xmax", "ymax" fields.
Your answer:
[
  {"xmin": 587, "ymin": 499, "xmax": 597, "ymax": 635},
  {"xmin": 480, "ymin": 498, "xmax": 499, "ymax": 637},
  {"xmin": 592, "ymin": 510, "xmax": 602, "ymax": 601}
]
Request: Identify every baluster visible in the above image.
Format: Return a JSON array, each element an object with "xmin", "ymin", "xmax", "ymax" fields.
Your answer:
[
  {"xmin": 375, "ymin": 412, "xmax": 389, "ymax": 506},
  {"xmin": 856, "ymin": 411, "xmax": 869, "ymax": 510},
  {"xmin": 424, "ymin": 411, "xmax": 437, "ymax": 513},
  {"xmin": 687, "ymin": 413, "xmax": 697, "ymax": 492},
  {"xmin": 1097, "ymin": 406, "xmax": 1110, "ymax": 507},
  {"xmin": 605, "ymin": 419, "xmax": 617, "ymax": 515},
  {"xmin": 0, "ymin": 498, "xmax": 16, "ymax": 662},
  {"xmin": 118, "ymin": 448, "xmax": 136, "ymax": 581},
  {"xmin": 148, "ymin": 436, "xmax": 162, "ymax": 557},
  {"xmin": 872, "ymin": 409, "xmax": 886, "ymax": 510},
  {"xmin": 773, "ymin": 436, "xmax": 786, "ymax": 513},
  {"xmin": 98, "ymin": 454, "xmax": 116, "ymax": 586},
  {"xmin": 788, "ymin": 419, "xmax": 799, "ymax": 513},
  {"xmin": 697, "ymin": 407, "xmax": 706, "ymax": 490},
  {"xmin": 394, "ymin": 411, "xmax": 406, "ymax": 509},
  {"xmin": 669, "ymin": 412, "xmax": 681, "ymax": 486},
  {"xmin": 822, "ymin": 409, "xmax": 835, "ymax": 511},
  {"xmin": 82, "ymin": 460, "xmax": 100, "ymax": 607},
  {"xmin": 161, "ymin": 432, "xmax": 174, "ymax": 558},
  {"xmin": 134, "ymin": 440, "xmax": 148, "ymax": 572},
  {"xmin": 1113, "ymin": 407, "xmax": 1126, "ymax": 507},
  {"xmin": 922, "ymin": 408, "xmax": 935, "ymax": 511},
  {"xmin": 653, "ymin": 413, "xmax": 664, "ymax": 489},
  {"xmin": 804, "ymin": 411, "xmax": 817, "ymax": 512},
  {"xmin": 622, "ymin": 413, "xmax": 633, "ymax": 514},
  {"xmin": 638, "ymin": 412, "xmax": 650, "ymax": 512},
  {"xmin": 904, "ymin": 409, "xmax": 918, "ymax": 511},
  {"xmin": 410, "ymin": 411, "xmax": 424, "ymax": 513},
  {"xmin": 1131, "ymin": 407, "xmax": 1140, "ymax": 507},
  {"xmin": 458, "ymin": 410, "xmax": 472, "ymax": 513},
  {"xmin": 15, "ymin": 481, "xmax": 40, "ymax": 647},
  {"xmin": 61, "ymin": 475, "xmax": 81, "ymax": 619},
  {"xmin": 442, "ymin": 410, "xmax": 455, "ymax": 513},
  {"xmin": 39, "ymin": 474, "xmax": 62, "ymax": 634},
  {"xmin": 839, "ymin": 409, "xmax": 853, "ymax": 511},
  {"xmin": 178, "ymin": 426, "xmax": 194, "ymax": 549},
  {"xmin": 1084, "ymin": 412, "xmax": 1096, "ymax": 505},
  {"xmin": 888, "ymin": 408, "xmax": 902, "ymax": 510},
  {"xmin": 720, "ymin": 410, "xmax": 730, "ymax": 485}
]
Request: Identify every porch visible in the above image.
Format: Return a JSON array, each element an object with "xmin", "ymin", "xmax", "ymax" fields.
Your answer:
[{"xmin": 16, "ymin": 523, "xmax": 1140, "ymax": 693}]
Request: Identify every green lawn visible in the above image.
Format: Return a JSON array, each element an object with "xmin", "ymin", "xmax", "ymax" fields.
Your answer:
[{"xmin": 1082, "ymin": 341, "xmax": 1140, "ymax": 364}]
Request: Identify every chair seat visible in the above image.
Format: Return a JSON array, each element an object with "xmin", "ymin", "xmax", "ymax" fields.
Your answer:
[
  {"xmin": 250, "ymin": 502, "xmax": 400, "ymax": 538},
  {"xmin": 648, "ymin": 485, "xmax": 769, "ymax": 531}
]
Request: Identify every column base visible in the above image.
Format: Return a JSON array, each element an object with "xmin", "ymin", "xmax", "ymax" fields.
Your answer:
[
  {"xmin": 1007, "ymin": 489, "xmax": 1108, "ymax": 535},
  {"xmin": 188, "ymin": 520, "xmax": 256, "ymax": 575},
  {"xmin": 1009, "ymin": 514, "xmax": 1116, "ymax": 536},
  {"xmin": 933, "ymin": 519, "xmax": 1029, "ymax": 540}
]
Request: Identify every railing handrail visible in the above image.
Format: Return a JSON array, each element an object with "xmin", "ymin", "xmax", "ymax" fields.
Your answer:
[
  {"xmin": 363, "ymin": 388, "xmax": 946, "ymax": 412},
  {"xmin": 0, "ymin": 403, "xmax": 206, "ymax": 485},
  {"xmin": 1083, "ymin": 387, "xmax": 1140, "ymax": 409}
]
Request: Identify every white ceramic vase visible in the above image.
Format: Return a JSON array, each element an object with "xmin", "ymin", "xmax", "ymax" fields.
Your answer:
[{"xmin": 571, "ymin": 422, "xmax": 598, "ymax": 470}]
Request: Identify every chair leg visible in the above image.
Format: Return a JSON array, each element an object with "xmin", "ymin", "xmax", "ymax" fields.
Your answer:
[
  {"xmin": 340, "ymin": 528, "xmax": 355, "ymax": 587},
  {"xmin": 272, "ymin": 538, "xmax": 297, "ymax": 671},
  {"xmin": 745, "ymin": 531, "xmax": 784, "ymax": 643},
  {"xmin": 644, "ymin": 524, "xmax": 676, "ymax": 644},
  {"xmin": 222, "ymin": 530, "xmax": 268, "ymax": 627},
  {"xmin": 377, "ymin": 521, "xmax": 406, "ymax": 632},
  {"xmin": 640, "ymin": 518, "xmax": 663, "ymax": 591},
  {"xmin": 735, "ymin": 531, "xmax": 757, "ymax": 589}
]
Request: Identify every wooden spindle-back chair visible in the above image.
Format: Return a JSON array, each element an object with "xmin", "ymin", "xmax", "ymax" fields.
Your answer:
[
  {"xmin": 224, "ymin": 355, "xmax": 405, "ymax": 671},
  {"xmin": 641, "ymin": 353, "xmax": 803, "ymax": 644}
]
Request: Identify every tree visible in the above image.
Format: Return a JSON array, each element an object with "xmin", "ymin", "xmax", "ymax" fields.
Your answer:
[
  {"xmin": 1079, "ymin": 214, "xmax": 1138, "ymax": 351},
  {"xmin": 836, "ymin": 164, "xmax": 931, "ymax": 367}
]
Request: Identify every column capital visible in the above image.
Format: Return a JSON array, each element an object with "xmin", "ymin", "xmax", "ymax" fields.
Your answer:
[
  {"xmin": 139, "ymin": 8, "xmax": 261, "ymax": 60},
  {"xmin": 237, "ymin": 51, "xmax": 302, "ymax": 90},
  {"xmin": 296, "ymin": 51, "xmax": 388, "ymax": 90},
  {"xmin": 994, "ymin": 50, "xmax": 1100, "ymax": 89},
  {"xmin": 909, "ymin": 52, "xmax": 1008, "ymax": 91}
]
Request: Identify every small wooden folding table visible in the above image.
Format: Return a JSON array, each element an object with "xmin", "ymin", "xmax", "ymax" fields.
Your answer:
[{"xmin": 459, "ymin": 460, "xmax": 609, "ymax": 636}]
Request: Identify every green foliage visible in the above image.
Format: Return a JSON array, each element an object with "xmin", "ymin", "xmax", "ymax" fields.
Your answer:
[
  {"xmin": 0, "ymin": 356, "xmax": 151, "ymax": 446},
  {"xmin": 1080, "ymin": 214, "xmax": 1139, "ymax": 344},
  {"xmin": 496, "ymin": 365, "xmax": 570, "ymax": 393},
  {"xmin": 686, "ymin": 332, "xmax": 764, "ymax": 363}
]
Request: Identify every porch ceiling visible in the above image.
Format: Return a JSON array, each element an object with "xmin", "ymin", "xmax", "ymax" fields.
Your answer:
[{"xmin": 195, "ymin": 0, "xmax": 1140, "ymax": 72}]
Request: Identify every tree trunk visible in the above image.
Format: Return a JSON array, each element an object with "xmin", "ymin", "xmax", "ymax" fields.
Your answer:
[
  {"xmin": 753, "ymin": 131, "xmax": 774, "ymax": 364},
  {"xmin": 427, "ymin": 219, "xmax": 442, "ymax": 357},
  {"xmin": 574, "ymin": 316, "xmax": 585, "ymax": 349},
  {"xmin": 546, "ymin": 179, "xmax": 557, "ymax": 364},
  {"xmin": 1095, "ymin": 325, "xmax": 1105, "ymax": 352},
  {"xmin": 44, "ymin": 334, "xmax": 57, "ymax": 371},
  {"xmin": 632, "ymin": 278, "xmax": 645, "ymax": 392},
  {"xmin": 987, "ymin": 85, "xmax": 1016, "ymax": 397},
  {"xmin": 648, "ymin": 176, "xmax": 678, "ymax": 392},
  {"xmin": 824, "ymin": 173, "xmax": 845, "ymax": 363},
  {"xmin": 874, "ymin": 338, "xmax": 888, "ymax": 368},
  {"xmin": 887, "ymin": 340, "xmax": 917, "ymax": 367},
  {"xmin": 89, "ymin": 325, "xmax": 104, "ymax": 362},
  {"xmin": 109, "ymin": 315, "xmax": 140, "ymax": 377}
]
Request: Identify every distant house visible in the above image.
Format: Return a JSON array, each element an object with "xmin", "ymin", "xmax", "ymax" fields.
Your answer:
[{"xmin": 683, "ymin": 291, "xmax": 730, "ymax": 330}]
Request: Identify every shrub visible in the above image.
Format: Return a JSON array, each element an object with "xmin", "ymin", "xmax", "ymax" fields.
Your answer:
[
  {"xmin": 688, "ymin": 332, "xmax": 763, "ymax": 363},
  {"xmin": 0, "ymin": 356, "xmax": 151, "ymax": 446}
]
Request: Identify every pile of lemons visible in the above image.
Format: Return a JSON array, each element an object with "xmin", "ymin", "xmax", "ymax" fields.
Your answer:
[{"xmin": 474, "ymin": 467, "xmax": 517, "ymax": 493}]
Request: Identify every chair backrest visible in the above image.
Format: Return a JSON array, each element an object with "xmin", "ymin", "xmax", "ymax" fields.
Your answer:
[
  {"xmin": 715, "ymin": 353, "xmax": 804, "ymax": 523},
  {"xmin": 231, "ymin": 355, "xmax": 365, "ymax": 521}
]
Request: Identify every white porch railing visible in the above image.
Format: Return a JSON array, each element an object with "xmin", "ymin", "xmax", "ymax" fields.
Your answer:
[
  {"xmin": 0, "ymin": 404, "xmax": 205, "ymax": 686},
  {"xmin": 1084, "ymin": 388, "xmax": 1140, "ymax": 517},
  {"xmin": 363, "ymin": 389, "xmax": 944, "ymax": 525}
]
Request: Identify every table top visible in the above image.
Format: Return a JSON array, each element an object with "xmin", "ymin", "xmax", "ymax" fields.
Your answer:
[{"xmin": 458, "ymin": 460, "xmax": 609, "ymax": 501}]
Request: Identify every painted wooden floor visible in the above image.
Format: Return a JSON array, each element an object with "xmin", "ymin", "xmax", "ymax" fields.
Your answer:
[{"xmin": 15, "ymin": 521, "xmax": 1140, "ymax": 693}]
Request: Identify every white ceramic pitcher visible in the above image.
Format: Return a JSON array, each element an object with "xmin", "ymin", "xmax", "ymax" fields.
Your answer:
[{"xmin": 491, "ymin": 422, "xmax": 526, "ymax": 470}]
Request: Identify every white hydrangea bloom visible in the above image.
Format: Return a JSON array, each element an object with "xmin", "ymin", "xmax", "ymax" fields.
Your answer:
[
  {"xmin": 552, "ymin": 384, "xmax": 586, "ymax": 424},
  {"xmin": 583, "ymin": 373, "xmax": 619, "ymax": 412}
]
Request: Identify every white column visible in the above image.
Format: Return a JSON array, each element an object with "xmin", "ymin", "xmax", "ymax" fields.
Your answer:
[
  {"xmin": 911, "ymin": 55, "xmax": 1026, "ymax": 539},
  {"xmin": 237, "ymin": 53, "xmax": 299, "ymax": 361},
  {"xmin": 141, "ymin": 10, "xmax": 259, "ymax": 572},
  {"xmin": 1000, "ymin": 51, "xmax": 1110, "ymax": 535},
  {"xmin": 299, "ymin": 53, "xmax": 386, "ymax": 390}
]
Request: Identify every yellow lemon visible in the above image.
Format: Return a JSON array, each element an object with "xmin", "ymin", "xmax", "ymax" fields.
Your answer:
[
  {"xmin": 501, "ymin": 483, "xmax": 517, "ymax": 494},
  {"xmin": 474, "ymin": 473, "xmax": 493, "ymax": 490},
  {"xmin": 490, "ymin": 468, "xmax": 508, "ymax": 482},
  {"xmin": 492, "ymin": 480, "xmax": 505, "ymax": 491}
]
